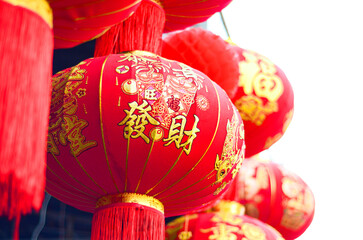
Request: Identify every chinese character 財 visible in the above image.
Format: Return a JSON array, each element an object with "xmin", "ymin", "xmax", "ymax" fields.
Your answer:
[{"xmin": 163, "ymin": 115, "xmax": 200, "ymax": 155}]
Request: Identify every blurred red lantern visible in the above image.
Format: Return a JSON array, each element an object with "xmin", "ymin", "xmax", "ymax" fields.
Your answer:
[
  {"xmin": 166, "ymin": 200, "xmax": 285, "ymax": 240},
  {"xmin": 51, "ymin": 0, "xmax": 232, "ymax": 49},
  {"xmin": 161, "ymin": 0, "xmax": 232, "ymax": 33},
  {"xmin": 50, "ymin": 0, "xmax": 141, "ymax": 49},
  {"xmin": 0, "ymin": 0, "xmax": 53, "ymax": 227},
  {"xmin": 162, "ymin": 27, "xmax": 240, "ymax": 98},
  {"xmin": 224, "ymin": 158, "xmax": 315, "ymax": 240},
  {"xmin": 46, "ymin": 50, "xmax": 245, "ymax": 239},
  {"xmin": 230, "ymin": 46, "xmax": 294, "ymax": 157}
]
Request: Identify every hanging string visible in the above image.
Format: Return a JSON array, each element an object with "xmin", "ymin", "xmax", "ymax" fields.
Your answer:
[
  {"xmin": 219, "ymin": 11, "xmax": 231, "ymax": 39},
  {"xmin": 31, "ymin": 193, "xmax": 52, "ymax": 240}
]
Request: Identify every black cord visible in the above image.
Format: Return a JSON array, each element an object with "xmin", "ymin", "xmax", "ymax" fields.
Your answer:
[
  {"xmin": 219, "ymin": 11, "xmax": 231, "ymax": 39},
  {"xmin": 31, "ymin": 193, "xmax": 52, "ymax": 240}
]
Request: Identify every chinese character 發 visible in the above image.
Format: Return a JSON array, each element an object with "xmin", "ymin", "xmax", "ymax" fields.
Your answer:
[{"xmin": 118, "ymin": 100, "xmax": 160, "ymax": 143}]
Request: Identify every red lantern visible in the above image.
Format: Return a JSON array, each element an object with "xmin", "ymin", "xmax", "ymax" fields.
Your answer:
[
  {"xmin": 230, "ymin": 46, "xmax": 294, "ymax": 157},
  {"xmin": 51, "ymin": 0, "xmax": 232, "ymax": 49},
  {"xmin": 94, "ymin": 0, "xmax": 234, "ymax": 57},
  {"xmin": 0, "ymin": 0, "xmax": 53, "ymax": 227},
  {"xmin": 224, "ymin": 158, "xmax": 315, "ymax": 240},
  {"xmin": 166, "ymin": 200, "xmax": 285, "ymax": 240},
  {"xmin": 162, "ymin": 27, "xmax": 240, "ymax": 98},
  {"xmin": 46, "ymin": 50, "xmax": 245, "ymax": 239},
  {"xmin": 50, "ymin": 0, "xmax": 141, "ymax": 49},
  {"xmin": 161, "ymin": 0, "xmax": 232, "ymax": 33}
]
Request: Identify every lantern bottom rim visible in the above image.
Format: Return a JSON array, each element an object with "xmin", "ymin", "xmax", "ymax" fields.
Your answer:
[{"xmin": 96, "ymin": 193, "xmax": 164, "ymax": 214}]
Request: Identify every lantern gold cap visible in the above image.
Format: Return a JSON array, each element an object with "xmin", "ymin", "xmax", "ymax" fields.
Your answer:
[
  {"xmin": 4, "ymin": 0, "xmax": 53, "ymax": 27},
  {"xmin": 212, "ymin": 200, "xmax": 245, "ymax": 216}
]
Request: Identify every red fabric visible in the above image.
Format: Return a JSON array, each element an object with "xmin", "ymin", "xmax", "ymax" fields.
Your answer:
[
  {"xmin": 230, "ymin": 46, "xmax": 294, "ymax": 157},
  {"xmin": 226, "ymin": 158, "xmax": 315, "ymax": 240},
  {"xmin": 94, "ymin": 0, "xmax": 165, "ymax": 57},
  {"xmin": 50, "ymin": 0, "xmax": 141, "ymax": 49},
  {"xmin": 161, "ymin": 0, "xmax": 232, "ymax": 32},
  {"xmin": 0, "ymin": 1, "xmax": 53, "ymax": 220},
  {"xmin": 51, "ymin": 0, "xmax": 232, "ymax": 49},
  {"xmin": 166, "ymin": 211, "xmax": 284, "ymax": 240},
  {"xmin": 46, "ymin": 51, "xmax": 245, "ymax": 217},
  {"xmin": 162, "ymin": 28, "xmax": 240, "ymax": 98}
]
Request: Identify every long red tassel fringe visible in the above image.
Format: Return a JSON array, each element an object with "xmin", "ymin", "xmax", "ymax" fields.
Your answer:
[
  {"xmin": 0, "ymin": 0, "xmax": 53, "ymax": 220},
  {"xmin": 91, "ymin": 203, "xmax": 165, "ymax": 240},
  {"xmin": 94, "ymin": 0, "xmax": 165, "ymax": 57}
]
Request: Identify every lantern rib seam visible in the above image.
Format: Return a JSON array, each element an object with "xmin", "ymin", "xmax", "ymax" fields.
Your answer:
[
  {"xmin": 99, "ymin": 55, "xmax": 120, "ymax": 192},
  {"xmin": 49, "ymin": 152, "xmax": 100, "ymax": 196}
]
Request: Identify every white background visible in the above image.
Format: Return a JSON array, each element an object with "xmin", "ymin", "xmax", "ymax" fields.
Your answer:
[{"xmin": 208, "ymin": 0, "xmax": 363, "ymax": 239}]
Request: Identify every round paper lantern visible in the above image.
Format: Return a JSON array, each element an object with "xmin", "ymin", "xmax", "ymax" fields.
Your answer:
[
  {"xmin": 46, "ymin": 50, "xmax": 245, "ymax": 239},
  {"xmin": 162, "ymin": 27, "xmax": 240, "ymax": 98},
  {"xmin": 166, "ymin": 201, "xmax": 285, "ymax": 240},
  {"xmin": 51, "ymin": 0, "xmax": 232, "ymax": 49},
  {"xmin": 0, "ymin": 0, "xmax": 53, "ymax": 224},
  {"xmin": 226, "ymin": 158, "xmax": 315, "ymax": 240},
  {"xmin": 230, "ymin": 46, "xmax": 294, "ymax": 157}
]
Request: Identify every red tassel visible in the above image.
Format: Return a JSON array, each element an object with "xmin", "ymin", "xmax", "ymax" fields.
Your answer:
[
  {"xmin": 94, "ymin": 0, "xmax": 165, "ymax": 57},
  {"xmin": 0, "ymin": 0, "xmax": 53, "ymax": 219},
  {"xmin": 91, "ymin": 202, "xmax": 165, "ymax": 240}
]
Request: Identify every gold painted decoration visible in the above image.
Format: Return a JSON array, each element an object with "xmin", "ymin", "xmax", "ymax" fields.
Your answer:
[{"xmin": 166, "ymin": 211, "xmax": 285, "ymax": 240}]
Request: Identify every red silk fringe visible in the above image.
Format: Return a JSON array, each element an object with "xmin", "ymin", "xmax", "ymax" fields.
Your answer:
[
  {"xmin": 94, "ymin": 0, "xmax": 165, "ymax": 57},
  {"xmin": 0, "ymin": 1, "xmax": 53, "ymax": 221},
  {"xmin": 91, "ymin": 203, "xmax": 165, "ymax": 240}
]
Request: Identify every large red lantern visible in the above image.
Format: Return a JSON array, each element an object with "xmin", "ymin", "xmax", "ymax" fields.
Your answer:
[
  {"xmin": 46, "ymin": 50, "xmax": 245, "ymax": 239},
  {"xmin": 224, "ymin": 158, "xmax": 315, "ymax": 240},
  {"xmin": 166, "ymin": 200, "xmax": 285, "ymax": 240},
  {"xmin": 51, "ymin": 0, "xmax": 232, "ymax": 49},
  {"xmin": 230, "ymin": 46, "xmax": 294, "ymax": 157},
  {"xmin": 0, "ymin": 0, "xmax": 53, "ymax": 226},
  {"xmin": 162, "ymin": 27, "xmax": 240, "ymax": 98}
]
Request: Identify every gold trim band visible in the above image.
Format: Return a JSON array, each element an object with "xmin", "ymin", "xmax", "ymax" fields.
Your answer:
[
  {"xmin": 3, "ymin": 0, "xmax": 53, "ymax": 27},
  {"xmin": 96, "ymin": 193, "xmax": 164, "ymax": 214},
  {"xmin": 212, "ymin": 200, "xmax": 245, "ymax": 216},
  {"xmin": 148, "ymin": 0, "xmax": 163, "ymax": 8}
]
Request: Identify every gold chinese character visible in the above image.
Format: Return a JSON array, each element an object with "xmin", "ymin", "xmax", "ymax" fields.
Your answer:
[
  {"xmin": 240, "ymin": 223, "xmax": 266, "ymax": 240},
  {"xmin": 59, "ymin": 115, "xmax": 97, "ymax": 156},
  {"xmin": 144, "ymin": 89, "xmax": 158, "ymax": 100},
  {"xmin": 118, "ymin": 100, "xmax": 160, "ymax": 143},
  {"xmin": 211, "ymin": 211, "xmax": 243, "ymax": 226},
  {"xmin": 163, "ymin": 115, "xmax": 200, "ymax": 155},
  {"xmin": 200, "ymin": 223, "xmax": 239, "ymax": 240},
  {"xmin": 239, "ymin": 51, "xmax": 284, "ymax": 102}
]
